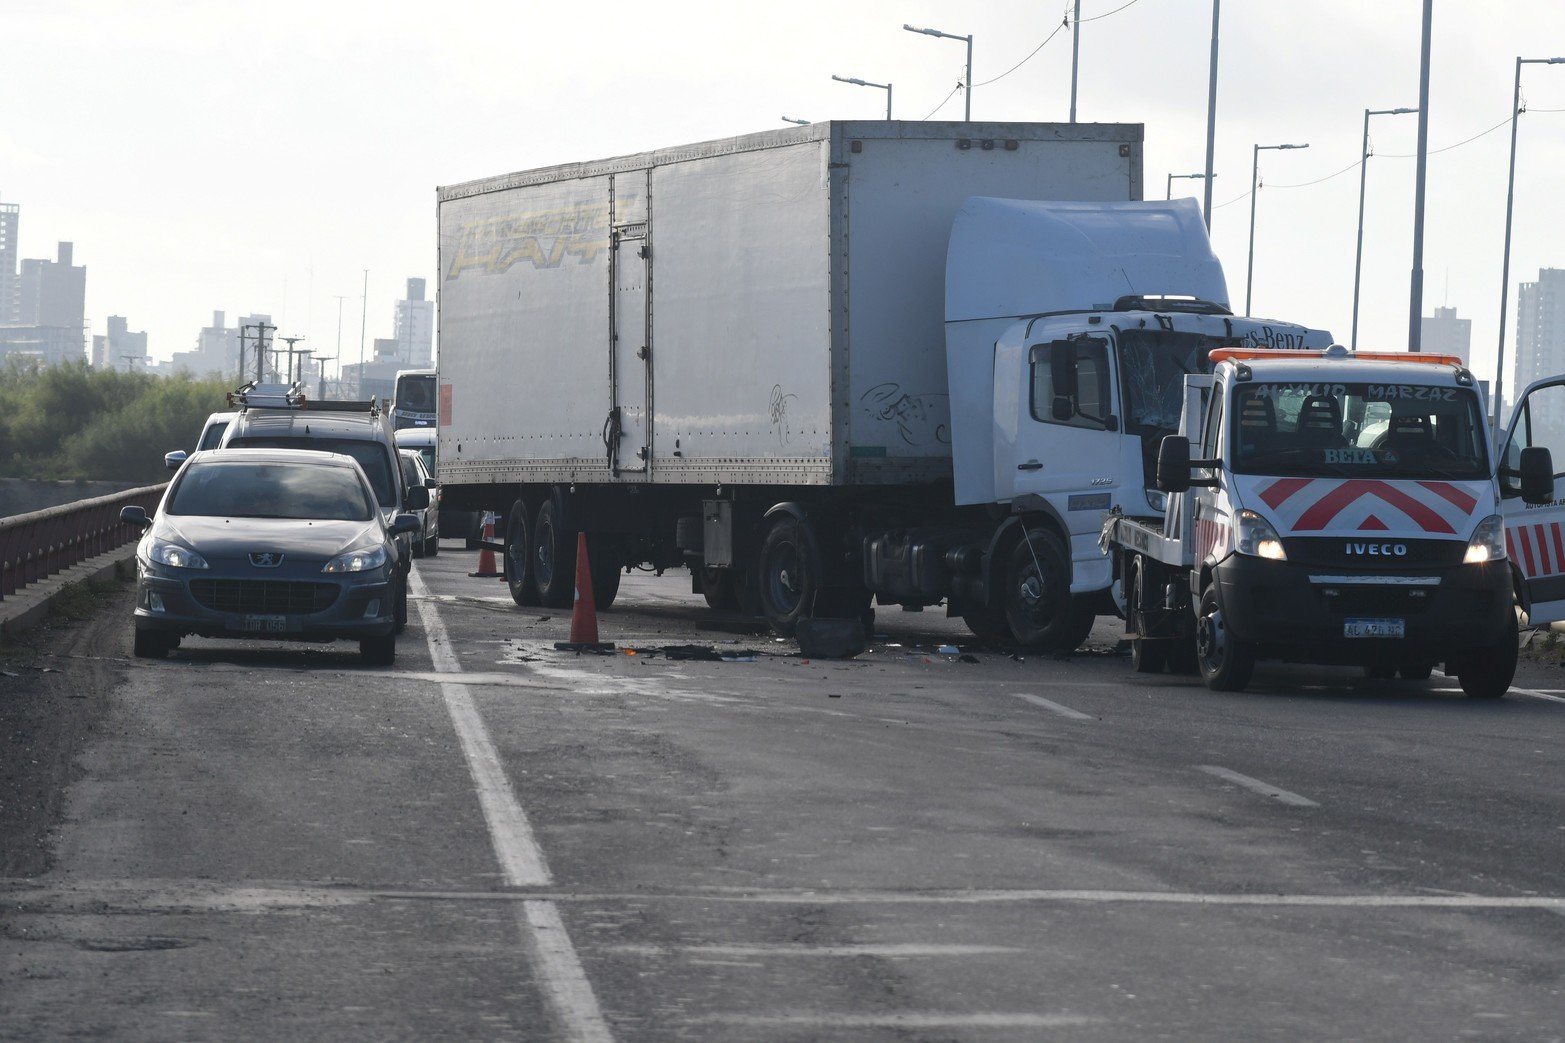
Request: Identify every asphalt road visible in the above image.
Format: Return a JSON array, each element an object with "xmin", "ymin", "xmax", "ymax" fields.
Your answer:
[{"xmin": 3, "ymin": 544, "xmax": 1564, "ymax": 1041}]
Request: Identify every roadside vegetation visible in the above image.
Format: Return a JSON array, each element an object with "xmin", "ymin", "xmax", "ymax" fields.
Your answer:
[{"xmin": 0, "ymin": 359, "xmax": 229, "ymax": 483}]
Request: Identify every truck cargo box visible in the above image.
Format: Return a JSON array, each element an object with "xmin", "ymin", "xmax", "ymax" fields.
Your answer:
[{"xmin": 436, "ymin": 120, "xmax": 1141, "ymax": 489}]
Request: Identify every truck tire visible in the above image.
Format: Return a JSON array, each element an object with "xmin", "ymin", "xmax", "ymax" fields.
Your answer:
[
  {"xmin": 503, "ymin": 500, "xmax": 537, "ymax": 607},
  {"xmin": 960, "ymin": 598, "xmax": 1010, "ymax": 644},
  {"xmin": 757, "ymin": 515, "xmax": 821, "ymax": 637},
  {"xmin": 1127, "ymin": 558, "xmax": 1165, "ymax": 673},
  {"xmin": 1001, "ymin": 530, "xmax": 1092, "ymax": 653},
  {"xmin": 587, "ymin": 535, "xmax": 621, "ymax": 611},
  {"xmin": 1195, "ymin": 585, "xmax": 1253, "ymax": 691},
  {"xmin": 1456, "ymin": 609, "xmax": 1518, "ymax": 700},
  {"xmin": 532, "ymin": 494, "xmax": 577, "ymax": 609},
  {"xmin": 701, "ymin": 566, "xmax": 740, "ymax": 611}
]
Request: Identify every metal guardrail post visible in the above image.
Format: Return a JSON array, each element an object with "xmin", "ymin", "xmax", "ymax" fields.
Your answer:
[{"xmin": 0, "ymin": 484, "xmax": 167, "ymax": 601}]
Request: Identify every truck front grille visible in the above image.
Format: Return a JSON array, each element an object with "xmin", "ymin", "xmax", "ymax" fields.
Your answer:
[{"xmin": 189, "ymin": 579, "xmax": 338, "ymax": 615}]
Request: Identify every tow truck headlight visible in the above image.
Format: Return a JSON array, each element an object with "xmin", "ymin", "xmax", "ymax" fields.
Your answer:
[
  {"xmin": 1464, "ymin": 515, "xmax": 1507, "ymax": 564},
  {"xmin": 1235, "ymin": 509, "xmax": 1287, "ymax": 561},
  {"xmin": 323, "ymin": 544, "xmax": 389, "ymax": 573},
  {"xmin": 148, "ymin": 538, "xmax": 209, "ymax": 569}
]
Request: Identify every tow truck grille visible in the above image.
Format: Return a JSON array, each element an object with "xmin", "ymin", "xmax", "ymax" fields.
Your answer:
[{"xmin": 190, "ymin": 579, "xmax": 338, "ymax": 615}]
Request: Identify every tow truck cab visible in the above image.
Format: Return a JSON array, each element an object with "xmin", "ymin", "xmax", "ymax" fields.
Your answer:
[{"xmin": 1117, "ymin": 345, "xmax": 1558, "ymax": 697}]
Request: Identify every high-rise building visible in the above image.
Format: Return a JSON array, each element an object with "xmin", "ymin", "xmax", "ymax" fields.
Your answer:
[
  {"xmin": 1420, "ymin": 306, "xmax": 1472, "ymax": 368},
  {"xmin": 0, "ymin": 198, "xmax": 18, "ymax": 323},
  {"xmin": 394, "ymin": 277, "xmax": 434, "ymax": 367},
  {"xmin": 105, "ymin": 315, "xmax": 148, "ymax": 370},
  {"xmin": 171, "ymin": 309, "xmax": 240, "ymax": 377},
  {"xmin": 1512, "ymin": 269, "xmax": 1565, "ymax": 421},
  {"xmin": 1, "ymin": 241, "xmax": 86, "ymax": 366}
]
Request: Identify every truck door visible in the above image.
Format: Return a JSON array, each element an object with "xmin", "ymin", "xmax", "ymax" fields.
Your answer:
[
  {"xmin": 610, "ymin": 226, "xmax": 650, "ymax": 474},
  {"xmin": 1500, "ymin": 377, "xmax": 1565, "ymax": 624}
]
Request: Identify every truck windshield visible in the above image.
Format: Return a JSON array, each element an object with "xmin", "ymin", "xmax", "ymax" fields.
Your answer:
[
  {"xmin": 1118, "ymin": 330, "xmax": 1223, "ymax": 489},
  {"xmin": 1229, "ymin": 381, "xmax": 1489, "ymax": 480}
]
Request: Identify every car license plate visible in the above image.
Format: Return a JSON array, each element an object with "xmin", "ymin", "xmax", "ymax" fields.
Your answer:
[
  {"xmin": 243, "ymin": 614, "xmax": 288, "ymax": 633},
  {"xmin": 1344, "ymin": 618, "xmax": 1404, "ymax": 639}
]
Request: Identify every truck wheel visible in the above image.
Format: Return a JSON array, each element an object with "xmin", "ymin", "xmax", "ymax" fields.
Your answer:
[
  {"xmin": 504, "ymin": 501, "xmax": 537, "ymax": 607},
  {"xmin": 1001, "ymin": 530, "xmax": 1090, "ymax": 653},
  {"xmin": 465, "ymin": 513, "xmax": 483, "ymax": 551},
  {"xmin": 1456, "ymin": 609, "xmax": 1518, "ymax": 700},
  {"xmin": 532, "ymin": 494, "xmax": 577, "ymax": 609},
  {"xmin": 1195, "ymin": 585, "xmax": 1253, "ymax": 691},
  {"xmin": 1128, "ymin": 558, "xmax": 1165, "ymax": 673},
  {"xmin": 960, "ymin": 598, "xmax": 1010, "ymax": 645},
  {"xmin": 757, "ymin": 515, "xmax": 820, "ymax": 637},
  {"xmin": 701, "ymin": 566, "xmax": 740, "ymax": 611}
]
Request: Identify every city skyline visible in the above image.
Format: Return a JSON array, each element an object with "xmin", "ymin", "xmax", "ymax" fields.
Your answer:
[{"xmin": 2, "ymin": 1, "xmax": 1563, "ymax": 384}]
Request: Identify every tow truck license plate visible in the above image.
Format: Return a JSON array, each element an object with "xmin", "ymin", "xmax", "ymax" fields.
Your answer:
[
  {"xmin": 243, "ymin": 615, "xmax": 288, "ymax": 633},
  {"xmin": 1345, "ymin": 617, "xmax": 1404, "ymax": 639}
]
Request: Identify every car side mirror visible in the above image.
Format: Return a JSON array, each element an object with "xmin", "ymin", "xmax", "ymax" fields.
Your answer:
[
  {"xmin": 405, "ymin": 486, "xmax": 430, "ymax": 510},
  {"xmin": 390, "ymin": 514, "xmax": 422, "ymax": 536},
  {"xmin": 164, "ymin": 450, "xmax": 188, "ymax": 471},
  {"xmin": 1520, "ymin": 446, "xmax": 1555, "ymax": 505},
  {"xmin": 1156, "ymin": 436, "xmax": 1192, "ymax": 494},
  {"xmin": 424, "ymin": 478, "xmax": 440, "ymax": 489},
  {"xmin": 120, "ymin": 505, "xmax": 151, "ymax": 529}
]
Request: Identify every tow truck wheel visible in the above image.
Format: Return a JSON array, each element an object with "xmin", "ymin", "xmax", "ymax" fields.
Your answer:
[
  {"xmin": 1127, "ymin": 560, "xmax": 1165, "ymax": 673},
  {"xmin": 1002, "ymin": 530, "xmax": 1091, "ymax": 654},
  {"xmin": 1456, "ymin": 609, "xmax": 1518, "ymax": 700},
  {"xmin": 1195, "ymin": 585, "xmax": 1253, "ymax": 691},
  {"xmin": 503, "ymin": 500, "xmax": 537, "ymax": 607}
]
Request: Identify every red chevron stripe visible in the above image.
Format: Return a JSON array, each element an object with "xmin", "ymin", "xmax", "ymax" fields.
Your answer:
[
  {"xmin": 1260, "ymin": 478, "xmax": 1312, "ymax": 509},
  {"xmin": 1417, "ymin": 481, "xmax": 1479, "ymax": 515},
  {"xmin": 1535, "ymin": 524, "xmax": 1553, "ymax": 575},
  {"xmin": 1507, "ymin": 528, "xmax": 1519, "ymax": 564},
  {"xmin": 1292, "ymin": 480, "xmax": 1454, "ymax": 533},
  {"xmin": 1519, "ymin": 525, "xmax": 1538, "ymax": 576},
  {"xmin": 1553, "ymin": 523, "xmax": 1564, "ymax": 571}
]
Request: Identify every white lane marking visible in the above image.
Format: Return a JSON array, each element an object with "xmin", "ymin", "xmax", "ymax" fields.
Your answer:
[
  {"xmin": 1432, "ymin": 686, "xmax": 1565, "ymax": 704},
  {"xmin": 7, "ymin": 882, "xmax": 1565, "ymax": 911},
  {"xmin": 1197, "ymin": 765, "xmax": 1319, "ymax": 807},
  {"xmin": 410, "ymin": 571, "xmax": 613, "ymax": 1043},
  {"xmin": 604, "ymin": 943, "xmax": 1024, "ymax": 958},
  {"xmin": 685, "ymin": 1014, "xmax": 1098, "ymax": 1028},
  {"xmin": 1012, "ymin": 693, "xmax": 1094, "ymax": 720}
]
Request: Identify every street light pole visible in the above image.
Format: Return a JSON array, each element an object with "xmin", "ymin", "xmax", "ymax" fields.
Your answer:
[
  {"xmin": 1350, "ymin": 107, "xmax": 1418, "ymax": 350},
  {"xmin": 1408, "ymin": 0, "xmax": 1434, "ymax": 353},
  {"xmin": 1245, "ymin": 142, "xmax": 1309, "ymax": 316},
  {"xmin": 832, "ymin": 75, "xmax": 893, "ymax": 119},
  {"xmin": 1069, "ymin": 0, "xmax": 1081, "ymax": 122},
  {"xmin": 904, "ymin": 24, "xmax": 973, "ymax": 121},
  {"xmin": 1494, "ymin": 55, "xmax": 1565, "ymax": 430},
  {"xmin": 1202, "ymin": 0, "xmax": 1220, "ymax": 230},
  {"xmin": 1167, "ymin": 172, "xmax": 1211, "ymax": 200}
]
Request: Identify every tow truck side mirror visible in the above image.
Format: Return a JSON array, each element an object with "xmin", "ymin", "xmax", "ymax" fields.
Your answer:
[
  {"xmin": 1156, "ymin": 436, "xmax": 1192, "ymax": 494},
  {"xmin": 1520, "ymin": 446, "xmax": 1555, "ymax": 505}
]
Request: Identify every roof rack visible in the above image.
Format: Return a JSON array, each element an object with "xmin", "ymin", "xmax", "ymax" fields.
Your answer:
[
  {"xmin": 226, "ymin": 381, "xmax": 381, "ymax": 416},
  {"xmin": 1208, "ymin": 346, "xmax": 1465, "ymax": 367}
]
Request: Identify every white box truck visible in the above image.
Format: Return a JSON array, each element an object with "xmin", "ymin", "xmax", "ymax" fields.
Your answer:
[{"xmin": 436, "ymin": 121, "xmax": 1332, "ymax": 650}]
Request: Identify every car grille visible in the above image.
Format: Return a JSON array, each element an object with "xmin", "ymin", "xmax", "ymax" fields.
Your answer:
[{"xmin": 189, "ymin": 579, "xmax": 338, "ymax": 615}]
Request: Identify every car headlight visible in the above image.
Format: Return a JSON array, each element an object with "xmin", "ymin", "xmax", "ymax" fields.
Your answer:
[
  {"xmin": 148, "ymin": 538, "xmax": 209, "ymax": 569},
  {"xmin": 323, "ymin": 544, "xmax": 389, "ymax": 573},
  {"xmin": 1234, "ymin": 508, "xmax": 1287, "ymax": 561},
  {"xmin": 1464, "ymin": 515, "xmax": 1507, "ymax": 564}
]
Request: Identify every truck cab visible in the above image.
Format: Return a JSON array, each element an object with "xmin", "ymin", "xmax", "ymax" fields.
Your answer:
[{"xmin": 1107, "ymin": 346, "xmax": 1558, "ymax": 697}]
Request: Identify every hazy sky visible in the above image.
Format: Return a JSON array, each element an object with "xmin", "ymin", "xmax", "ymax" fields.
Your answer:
[{"xmin": 3, "ymin": 0, "xmax": 1563, "ymax": 386}]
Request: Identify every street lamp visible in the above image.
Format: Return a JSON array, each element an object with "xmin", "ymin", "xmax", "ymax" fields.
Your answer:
[
  {"xmin": 1202, "ymin": 0, "xmax": 1220, "ymax": 229},
  {"xmin": 1350, "ymin": 107, "xmax": 1418, "ymax": 349},
  {"xmin": 832, "ymin": 75, "xmax": 892, "ymax": 120},
  {"xmin": 1245, "ymin": 142, "xmax": 1309, "ymax": 315},
  {"xmin": 781, "ymin": 116, "xmax": 811, "ymax": 126},
  {"xmin": 1494, "ymin": 56, "xmax": 1565, "ymax": 430},
  {"xmin": 904, "ymin": 23, "xmax": 972, "ymax": 121},
  {"xmin": 1167, "ymin": 172, "xmax": 1211, "ymax": 200}
]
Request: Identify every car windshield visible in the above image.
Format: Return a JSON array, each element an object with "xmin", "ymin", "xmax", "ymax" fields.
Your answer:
[
  {"xmin": 1229, "ymin": 380, "xmax": 1489, "ymax": 480},
  {"xmin": 226, "ymin": 436, "xmax": 397, "ymax": 507},
  {"xmin": 168, "ymin": 461, "xmax": 376, "ymax": 520}
]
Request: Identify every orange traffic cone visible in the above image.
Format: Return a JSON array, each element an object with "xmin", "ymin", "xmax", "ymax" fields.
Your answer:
[
  {"xmin": 556, "ymin": 532, "xmax": 613, "ymax": 652},
  {"xmin": 469, "ymin": 511, "xmax": 502, "ymax": 578}
]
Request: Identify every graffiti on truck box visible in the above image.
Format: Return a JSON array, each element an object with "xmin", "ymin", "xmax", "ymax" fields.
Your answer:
[{"xmin": 445, "ymin": 203, "xmax": 610, "ymax": 278}]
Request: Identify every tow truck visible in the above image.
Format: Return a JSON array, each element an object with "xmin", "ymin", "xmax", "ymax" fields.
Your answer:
[{"xmin": 1102, "ymin": 345, "xmax": 1560, "ymax": 697}]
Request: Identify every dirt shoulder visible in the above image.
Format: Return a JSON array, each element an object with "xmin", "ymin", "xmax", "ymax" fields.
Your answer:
[{"xmin": 0, "ymin": 577, "xmax": 131, "ymax": 877}]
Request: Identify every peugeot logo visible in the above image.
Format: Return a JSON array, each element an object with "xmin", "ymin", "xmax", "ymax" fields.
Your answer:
[
  {"xmin": 249, "ymin": 552, "xmax": 284, "ymax": 567},
  {"xmin": 1344, "ymin": 542, "xmax": 1407, "ymax": 557}
]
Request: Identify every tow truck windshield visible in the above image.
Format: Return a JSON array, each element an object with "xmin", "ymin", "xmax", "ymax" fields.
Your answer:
[{"xmin": 1229, "ymin": 380, "xmax": 1489, "ymax": 480}]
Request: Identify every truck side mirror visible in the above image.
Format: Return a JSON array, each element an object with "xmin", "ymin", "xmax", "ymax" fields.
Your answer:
[
  {"xmin": 1520, "ymin": 446, "xmax": 1555, "ymax": 505},
  {"xmin": 1051, "ymin": 395, "xmax": 1073, "ymax": 421},
  {"xmin": 1156, "ymin": 436, "xmax": 1192, "ymax": 494},
  {"xmin": 1050, "ymin": 342, "xmax": 1079, "ymax": 406}
]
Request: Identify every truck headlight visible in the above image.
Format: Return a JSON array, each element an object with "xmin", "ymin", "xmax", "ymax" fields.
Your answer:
[
  {"xmin": 1464, "ymin": 515, "xmax": 1507, "ymax": 564},
  {"xmin": 148, "ymin": 538, "xmax": 209, "ymax": 569},
  {"xmin": 323, "ymin": 544, "xmax": 389, "ymax": 573},
  {"xmin": 1146, "ymin": 489, "xmax": 1168, "ymax": 514},
  {"xmin": 1234, "ymin": 509, "xmax": 1287, "ymax": 561}
]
